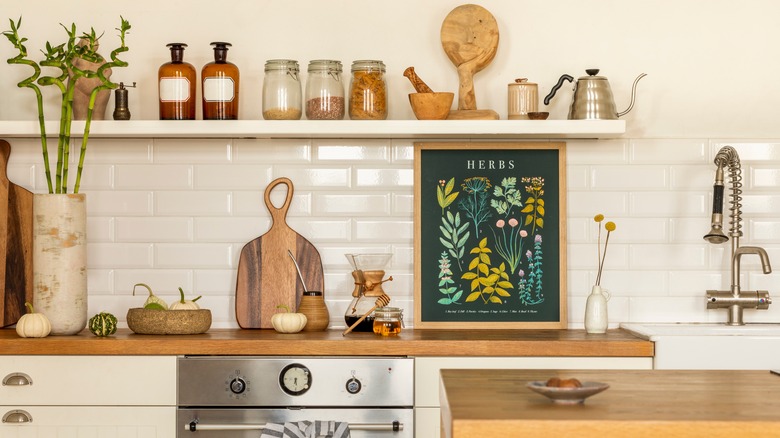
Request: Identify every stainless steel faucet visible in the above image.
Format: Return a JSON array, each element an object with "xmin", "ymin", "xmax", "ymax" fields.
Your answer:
[{"xmin": 704, "ymin": 146, "xmax": 772, "ymax": 325}]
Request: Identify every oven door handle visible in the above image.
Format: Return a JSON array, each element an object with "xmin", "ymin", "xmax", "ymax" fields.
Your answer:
[{"xmin": 188, "ymin": 420, "xmax": 403, "ymax": 432}]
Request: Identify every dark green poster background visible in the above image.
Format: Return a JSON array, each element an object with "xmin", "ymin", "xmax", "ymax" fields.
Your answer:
[{"xmin": 419, "ymin": 146, "xmax": 562, "ymax": 323}]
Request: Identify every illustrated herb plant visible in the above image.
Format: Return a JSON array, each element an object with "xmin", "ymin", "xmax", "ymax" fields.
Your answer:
[
  {"xmin": 459, "ymin": 176, "xmax": 492, "ymax": 238},
  {"xmin": 489, "ymin": 217, "xmax": 527, "ymax": 274},
  {"xmin": 524, "ymin": 235, "xmax": 545, "ymax": 304},
  {"xmin": 521, "ymin": 177, "xmax": 545, "ymax": 235},
  {"xmin": 490, "ymin": 177, "xmax": 523, "ymax": 217},
  {"xmin": 461, "ymin": 237, "xmax": 513, "ymax": 304},
  {"xmin": 437, "ymin": 177, "xmax": 459, "ymax": 214},
  {"xmin": 3, "ymin": 16, "xmax": 131, "ymax": 193},
  {"xmin": 437, "ymin": 252, "xmax": 463, "ymax": 305},
  {"xmin": 439, "ymin": 210, "xmax": 469, "ymax": 270}
]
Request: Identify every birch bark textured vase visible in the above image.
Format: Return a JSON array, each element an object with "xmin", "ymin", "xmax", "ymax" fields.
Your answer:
[
  {"xmin": 584, "ymin": 285, "xmax": 609, "ymax": 334},
  {"xmin": 33, "ymin": 194, "xmax": 87, "ymax": 335}
]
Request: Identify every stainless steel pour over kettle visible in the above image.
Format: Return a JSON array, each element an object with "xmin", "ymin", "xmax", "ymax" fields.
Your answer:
[{"xmin": 543, "ymin": 69, "xmax": 647, "ymax": 120}]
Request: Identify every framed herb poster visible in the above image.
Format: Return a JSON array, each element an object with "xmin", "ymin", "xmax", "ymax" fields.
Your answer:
[{"xmin": 413, "ymin": 142, "xmax": 567, "ymax": 329}]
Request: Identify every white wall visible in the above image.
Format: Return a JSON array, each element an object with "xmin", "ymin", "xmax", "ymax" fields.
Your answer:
[{"xmin": 1, "ymin": 0, "xmax": 779, "ymax": 328}]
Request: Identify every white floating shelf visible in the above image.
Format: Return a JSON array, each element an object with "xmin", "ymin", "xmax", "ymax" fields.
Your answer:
[{"xmin": 0, "ymin": 119, "xmax": 625, "ymax": 139}]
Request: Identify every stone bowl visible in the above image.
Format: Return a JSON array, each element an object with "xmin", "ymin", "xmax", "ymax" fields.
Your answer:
[
  {"xmin": 409, "ymin": 92, "xmax": 454, "ymax": 120},
  {"xmin": 126, "ymin": 308, "xmax": 212, "ymax": 335}
]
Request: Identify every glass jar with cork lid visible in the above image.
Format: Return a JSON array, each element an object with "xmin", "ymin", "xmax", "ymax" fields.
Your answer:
[
  {"xmin": 262, "ymin": 59, "xmax": 302, "ymax": 120},
  {"xmin": 348, "ymin": 59, "xmax": 387, "ymax": 120},
  {"xmin": 305, "ymin": 60, "xmax": 344, "ymax": 120}
]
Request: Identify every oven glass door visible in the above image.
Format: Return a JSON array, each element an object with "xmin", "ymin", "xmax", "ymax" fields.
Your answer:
[{"xmin": 178, "ymin": 408, "xmax": 414, "ymax": 438}]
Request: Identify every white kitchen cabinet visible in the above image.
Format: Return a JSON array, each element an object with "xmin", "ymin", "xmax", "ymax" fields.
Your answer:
[
  {"xmin": 0, "ymin": 356, "xmax": 176, "ymax": 437},
  {"xmin": 413, "ymin": 356, "xmax": 653, "ymax": 438}
]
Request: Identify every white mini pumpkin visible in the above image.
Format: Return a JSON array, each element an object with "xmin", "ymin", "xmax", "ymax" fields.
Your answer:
[
  {"xmin": 271, "ymin": 305, "xmax": 307, "ymax": 333},
  {"xmin": 169, "ymin": 287, "xmax": 202, "ymax": 310},
  {"xmin": 16, "ymin": 302, "xmax": 51, "ymax": 338}
]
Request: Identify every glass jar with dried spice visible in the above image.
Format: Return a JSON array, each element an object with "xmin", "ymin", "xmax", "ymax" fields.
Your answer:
[
  {"xmin": 305, "ymin": 59, "xmax": 344, "ymax": 120},
  {"xmin": 349, "ymin": 60, "xmax": 387, "ymax": 120},
  {"xmin": 262, "ymin": 59, "xmax": 302, "ymax": 120}
]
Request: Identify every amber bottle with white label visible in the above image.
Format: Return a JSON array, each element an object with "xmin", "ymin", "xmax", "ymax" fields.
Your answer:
[
  {"xmin": 158, "ymin": 43, "xmax": 196, "ymax": 120},
  {"xmin": 202, "ymin": 42, "xmax": 239, "ymax": 120}
]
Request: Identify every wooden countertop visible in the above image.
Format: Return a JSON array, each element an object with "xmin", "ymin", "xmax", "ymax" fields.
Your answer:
[
  {"xmin": 0, "ymin": 328, "xmax": 653, "ymax": 357},
  {"xmin": 440, "ymin": 369, "xmax": 780, "ymax": 438}
]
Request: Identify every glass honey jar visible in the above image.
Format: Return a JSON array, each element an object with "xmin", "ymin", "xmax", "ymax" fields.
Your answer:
[{"xmin": 372, "ymin": 306, "xmax": 403, "ymax": 337}]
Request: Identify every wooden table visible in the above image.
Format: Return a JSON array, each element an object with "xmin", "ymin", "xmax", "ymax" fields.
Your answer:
[{"xmin": 440, "ymin": 369, "xmax": 780, "ymax": 438}]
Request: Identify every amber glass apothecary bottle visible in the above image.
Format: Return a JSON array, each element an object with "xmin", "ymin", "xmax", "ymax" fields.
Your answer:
[
  {"xmin": 158, "ymin": 43, "xmax": 196, "ymax": 120},
  {"xmin": 202, "ymin": 42, "xmax": 239, "ymax": 120}
]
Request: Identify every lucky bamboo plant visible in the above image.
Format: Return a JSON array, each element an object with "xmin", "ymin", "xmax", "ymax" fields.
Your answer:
[{"xmin": 3, "ymin": 16, "xmax": 130, "ymax": 194}]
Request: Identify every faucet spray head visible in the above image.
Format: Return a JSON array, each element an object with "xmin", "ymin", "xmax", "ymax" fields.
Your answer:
[{"xmin": 704, "ymin": 165, "xmax": 728, "ymax": 244}]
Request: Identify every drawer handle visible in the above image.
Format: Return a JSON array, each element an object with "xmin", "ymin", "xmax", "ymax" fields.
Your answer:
[
  {"xmin": 2, "ymin": 372, "xmax": 33, "ymax": 386},
  {"xmin": 2, "ymin": 409, "xmax": 33, "ymax": 423}
]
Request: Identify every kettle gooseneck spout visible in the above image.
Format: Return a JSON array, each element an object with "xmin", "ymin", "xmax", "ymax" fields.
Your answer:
[{"xmin": 617, "ymin": 73, "xmax": 648, "ymax": 118}]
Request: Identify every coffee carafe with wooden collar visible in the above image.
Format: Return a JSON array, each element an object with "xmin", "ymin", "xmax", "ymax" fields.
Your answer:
[
  {"xmin": 344, "ymin": 253, "xmax": 394, "ymax": 332},
  {"xmin": 544, "ymin": 69, "xmax": 646, "ymax": 120}
]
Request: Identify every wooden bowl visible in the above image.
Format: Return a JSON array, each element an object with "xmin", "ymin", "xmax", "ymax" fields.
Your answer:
[
  {"xmin": 126, "ymin": 308, "xmax": 212, "ymax": 335},
  {"xmin": 409, "ymin": 92, "xmax": 454, "ymax": 120},
  {"xmin": 527, "ymin": 111, "xmax": 550, "ymax": 120}
]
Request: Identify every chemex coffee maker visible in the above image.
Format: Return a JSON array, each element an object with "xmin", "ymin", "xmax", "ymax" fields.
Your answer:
[{"xmin": 344, "ymin": 253, "xmax": 394, "ymax": 332}]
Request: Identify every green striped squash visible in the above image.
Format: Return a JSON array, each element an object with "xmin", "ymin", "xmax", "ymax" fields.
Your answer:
[{"xmin": 89, "ymin": 312, "xmax": 118, "ymax": 337}]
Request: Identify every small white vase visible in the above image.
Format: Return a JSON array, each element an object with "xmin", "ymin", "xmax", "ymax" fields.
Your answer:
[
  {"xmin": 32, "ymin": 194, "xmax": 88, "ymax": 335},
  {"xmin": 584, "ymin": 285, "xmax": 610, "ymax": 334}
]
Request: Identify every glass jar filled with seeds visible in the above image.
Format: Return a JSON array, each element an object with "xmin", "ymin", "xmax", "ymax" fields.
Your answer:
[
  {"xmin": 262, "ymin": 59, "xmax": 302, "ymax": 120},
  {"xmin": 305, "ymin": 59, "xmax": 344, "ymax": 120}
]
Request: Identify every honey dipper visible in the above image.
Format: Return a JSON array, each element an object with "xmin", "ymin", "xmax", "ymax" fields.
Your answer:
[{"xmin": 342, "ymin": 293, "xmax": 391, "ymax": 336}]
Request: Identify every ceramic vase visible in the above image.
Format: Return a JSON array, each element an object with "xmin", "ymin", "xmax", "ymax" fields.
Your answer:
[
  {"xmin": 584, "ymin": 285, "xmax": 610, "ymax": 334},
  {"xmin": 32, "ymin": 194, "xmax": 88, "ymax": 335}
]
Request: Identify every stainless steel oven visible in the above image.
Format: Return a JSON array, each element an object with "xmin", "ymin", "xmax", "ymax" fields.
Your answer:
[{"xmin": 177, "ymin": 356, "xmax": 413, "ymax": 437}]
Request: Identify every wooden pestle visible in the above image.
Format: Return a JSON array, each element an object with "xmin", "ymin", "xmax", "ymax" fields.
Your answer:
[
  {"xmin": 403, "ymin": 67, "xmax": 434, "ymax": 93},
  {"xmin": 342, "ymin": 293, "xmax": 391, "ymax": 336}
]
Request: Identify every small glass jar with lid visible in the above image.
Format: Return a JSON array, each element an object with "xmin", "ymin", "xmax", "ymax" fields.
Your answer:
[
  {"xmin": 305, "ymin": 60, "xmax": 344, "ymax": 120},
  {"xmin": 262, "ymin": 59, "xmax": 302, "ymax": 120},
  {"xmin": 372, "ymin": 306, "xmax": 404, "ymax": 337},
  {"xmin": 349, "ymin": 60, "xmax": 387, "ymax": 120}
]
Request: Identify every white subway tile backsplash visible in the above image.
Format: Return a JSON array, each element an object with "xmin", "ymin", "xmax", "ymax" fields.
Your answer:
[
  {"xmin": 76, "ymin": 164, "xmax": 114, "ymax": 191},
  {"xmin": 312, "ymin": 193, "xmax": 391, "ymax": 215},
  {"xmin": 750, "ymin": 166, "xmax": 780, "ymax": 189},
  {"xmin": 89, "ymin": 243, "xmax": 154, "ymax": 268},
  {"xmin": 278, "ymin": 167, "xmax": 350, "ymax": 187},
  {"xmin": 87, "ymin": 191, "xmax": 153, "ymax": 216},
  {"xmin": 154, "ymin": 138, "xmax": 231, "ymax": 163},
  {"xmin": 116, "ymin": 217, "xmax": 193, "ymax": 242},
  {"xmin": 630, "ymin": 139, "xmax": 707, "ymax": 164},
  {"xmin": 71, "ymin": 136, "xmax": 780, "ymax": 327},
  {"xmin": 6, "ymin": 164, "xmax": 34, "ymax": 189},
  {"xmin": 115, "ymin": 164, "xmax": 193, "ymax": 189},
  {"xmin": 233, "ymin": 138, "xmax": 311, "ymax": 162},
  {"xmin": 355, "ymin": 168, "xmax": 414, "ymax": 187},
  {"xmin": 155, "ymin": 191, "xmax": 232, "ymax": 216},
  {"xmin": 155, "ymin": 243, "xmax": 233, "ymax": 268},
  {"xmin": 591, "ymin": 165, "xmax": 669, "ymax": 190},
  {"xmin": 315, "ymin": 140, "xmax": 390, "ymax": 161},
  {"xmin": 195, "ymin": 164, "xmax": 273, "ymax": 189}
]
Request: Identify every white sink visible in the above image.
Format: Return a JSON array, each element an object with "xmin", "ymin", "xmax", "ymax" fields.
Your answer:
[{"xmin": 621, "ymin": 323, "xmax": 780, "ymax": 370}]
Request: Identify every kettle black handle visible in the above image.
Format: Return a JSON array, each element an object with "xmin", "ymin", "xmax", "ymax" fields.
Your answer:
[{"xmin": 543, "ymin": 74, "xmax": 574, "ymax": 105}]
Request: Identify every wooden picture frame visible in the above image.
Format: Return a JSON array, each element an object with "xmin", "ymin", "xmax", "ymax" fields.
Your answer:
[{"xmin": 414, "ymin": 142, "xmax": 567, "ymax": 329}]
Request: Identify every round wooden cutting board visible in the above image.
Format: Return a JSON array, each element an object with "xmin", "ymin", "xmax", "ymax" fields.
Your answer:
[{"xmin": 440, "ymin": 4, "xmax": 499, "ymax": 118}]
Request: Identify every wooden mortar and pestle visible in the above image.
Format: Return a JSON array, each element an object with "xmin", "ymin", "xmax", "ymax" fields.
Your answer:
[{"xmin": 404, "ymin": 66, "xmax": 454, "ymax": 120}]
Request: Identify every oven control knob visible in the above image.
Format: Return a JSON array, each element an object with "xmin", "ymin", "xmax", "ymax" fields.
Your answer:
[
  {"xmin": 346, "ymin": 377, "xmax": 362, "ymax": 394},
  {"xmin": 230, "ymin": 377, "xmax": 247, "ymax": 394}
]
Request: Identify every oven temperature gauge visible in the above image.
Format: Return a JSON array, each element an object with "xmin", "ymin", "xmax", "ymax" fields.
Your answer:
[{"xmin": 280, "ymin": 364, "xmax": 311, "ymax": 396}]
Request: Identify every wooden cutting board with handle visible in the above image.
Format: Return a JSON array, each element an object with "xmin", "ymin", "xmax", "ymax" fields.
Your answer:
[
  {"xmin": 235, "ymin": 177, "xmax": 325, "ymax": 329},
  {"xmin": 0, "ymin": 140, "xmax": 33, "ymax": 327}
]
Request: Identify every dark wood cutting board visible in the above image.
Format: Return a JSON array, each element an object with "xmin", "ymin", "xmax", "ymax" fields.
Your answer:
[
  {"xmin": 235, "ymin": 177, "xmax": 325, "ymax": 329},
  {"xmin": 0, "ymin": 140, "xmax": 33, "ymax": 327}
]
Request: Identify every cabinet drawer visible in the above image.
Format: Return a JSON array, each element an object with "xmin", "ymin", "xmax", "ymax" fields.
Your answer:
[
  {"xmin": 0, "ymin": 406, "xmax": 175, "ymax": 437},
  {"xmin": 0, "ymin": 356, "xmax": 176, "ymax": 406}
]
